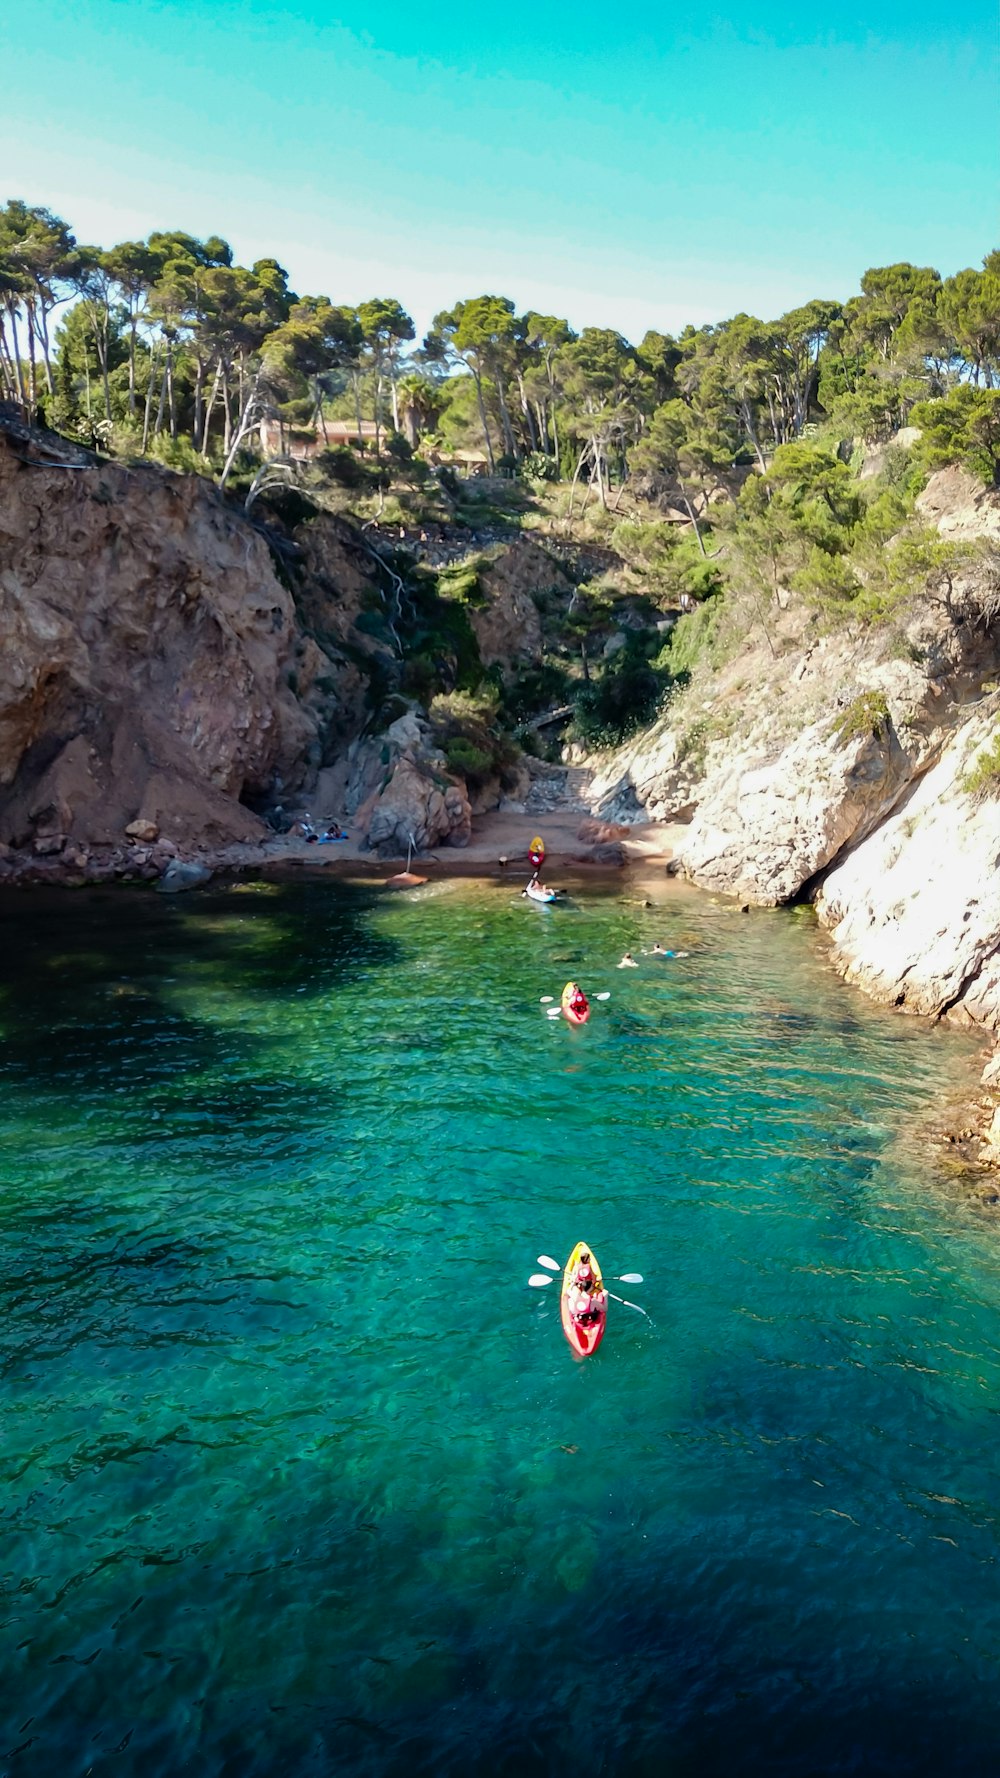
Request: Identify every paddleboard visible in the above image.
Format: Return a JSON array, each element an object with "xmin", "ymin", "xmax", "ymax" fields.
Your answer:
[{"xmin": 525, "ymin": 882, "xmax": 558, "ymax": 904}]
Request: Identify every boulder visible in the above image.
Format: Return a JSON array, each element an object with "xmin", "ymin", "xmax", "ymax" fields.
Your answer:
[
  {"xmin": 156, "ymin": 859, "xmax": 214, "ymax": 895},
  {"xmin": 580, "ymin": 841, "xmax": 627, "ymax": 866},
  {"xmin": 366, "ymin": 757, "xmax": 471, "ymax": 854},
  {"xmin": 577, "ymin": 818, "xmax": 632, "ymax": 844},
  {"xmin": 125, "ymin": 818, "xmax": 159, "ymax": 843}
]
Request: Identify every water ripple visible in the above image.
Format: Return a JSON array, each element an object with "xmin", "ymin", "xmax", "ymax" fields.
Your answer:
[{"xmin": 0, "ymin": 879, "xmax": 995, "ymax": 1775}]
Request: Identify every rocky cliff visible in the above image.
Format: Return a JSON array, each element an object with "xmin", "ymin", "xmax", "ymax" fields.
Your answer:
[
  {"xmin": 587, "ymin": 465, "xmax": 1000, "ymax": 1150},
  {"xmin": 0, "ymin": 411, "xmax": 344, "ymax": 870},
  {"xmin": 0, "ymin": 411, "xmax": 550, "ymax": 877}
]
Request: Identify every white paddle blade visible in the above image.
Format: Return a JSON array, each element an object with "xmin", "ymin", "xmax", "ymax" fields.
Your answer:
[
  {"xmin": 546, "ymin": 1007, "xmax": 561, "ymax": 1018},
  {"xmin": 537, "ymin": 1255, "xmax": 561, "ymax": 1271},
  {"xmin": 539, "ymin": 995, "xmax": 554, "ymax": 1003},
  {"xmin": 618, "ymin": 1272, "xmax": 644, "ymax": 1285},
  {"xmin": 528, "ymin": 1273, "xmax": 554, "ymax": 1287},
  {"xmin": 595, "ymin": 992, "xmax": 611, "ymax": 1000}
]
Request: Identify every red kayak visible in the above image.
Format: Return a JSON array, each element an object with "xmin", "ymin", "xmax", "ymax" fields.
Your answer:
[
  {"xmin": 560, "ymin": 1241, "xmax": 607, "ymax": 1357},
  {"xmin": 561, "ymin": 981, "xmax": 590, "ymax": 1025}
]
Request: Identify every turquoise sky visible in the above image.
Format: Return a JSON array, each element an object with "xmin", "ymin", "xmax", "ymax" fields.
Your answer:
[{"xmin": 2, "ymin": 0, "xmax": 996, "ymax": 341}]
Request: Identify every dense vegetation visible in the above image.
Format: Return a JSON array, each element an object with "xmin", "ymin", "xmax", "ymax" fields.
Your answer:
[
  {"xmin": 3, "ymin": 199, "xmax": 997, "ymax": 486},
  {"xmin": 2, "ymin": 197, "xmax": 998, "ymax": 754}
]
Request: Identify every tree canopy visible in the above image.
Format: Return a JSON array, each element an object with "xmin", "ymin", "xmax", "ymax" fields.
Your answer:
[{"xmin": 1, "ymin": 195, "xmax": 997, "ymax": 504}]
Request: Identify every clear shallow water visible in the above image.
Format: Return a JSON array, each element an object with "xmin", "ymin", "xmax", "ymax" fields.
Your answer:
[{"xmin": 1, "ymin": 875, "xmax": 998, "ymax": 1777}]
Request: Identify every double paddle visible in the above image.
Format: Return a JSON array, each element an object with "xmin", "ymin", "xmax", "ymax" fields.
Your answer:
[{"xmin": 528, "ymin": 1254, "xmax": 652, "ymax": 1320}]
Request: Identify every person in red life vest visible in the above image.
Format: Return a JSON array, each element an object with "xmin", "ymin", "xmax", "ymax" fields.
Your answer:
[
  {"xmin": 566, "ymin": 982, "xmax": 589, "ymax": 1021},
  {"xmin": 574, "ymin": 1250, "xmax": 595, "ymax": 1289},
  {"xmin": 569, "ymin": 1250, "xmax": 607, "ymax": 1323}
]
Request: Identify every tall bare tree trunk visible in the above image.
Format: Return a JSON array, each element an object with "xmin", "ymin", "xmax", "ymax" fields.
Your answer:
[
  {"xmin": 154, "ymin": 351, "xmax": 168, "ymax": 437},
  {"xmin": 192, "ymin": 355, "xmax": 206, "ymax": 447},
  {"xmin": 127, "ymin": 314, "xmax": 138, "ymax": 415},
  {"xmin": 142, "ymin": 343, "xmax": 159, "ymax": 452},
  {"xmin": 201, "ymin": 362, "xmax": 222, "ymax": 454},
  {"xmin": 565, "ymin": 445, "xmax": 589, "ymax": 520},
  {"xmin": 153, "ymin": 352, "xmax": 166, "ymax": 439},
  {"xmin": 167, "ymin": 347, "xmax": 177, "ymax": 438},
  {"xmin": 352, "ymin": 371, "xmax": 364, "ymax": 445},
  {"xmin": 373, "ymin": 370, "xmax": 383, "ymax": 458},
  {"xmin": 222, "ymin": 367, "xmax": 232, "ymax": 453},
  {"xmin": 495, "ymin": 375, "xmax": 517, "ymax": 460},
  {"xmin": 0, "ymin": 318, "xmax": 16, "ymax": 400},
  {"xmin": 471, "ymin": 369, "xmax": 495, "ymax": 471},
  {"xmin": 7, "ymin": 306, "xmax": 28, "ymax": 405},
  {"xmin": 313, "ymin": 378, "xmax": 329, "ymax": 444},
  {"xmin": 26, "ymin": 302, "xmax": 38, "ymax": 410}
]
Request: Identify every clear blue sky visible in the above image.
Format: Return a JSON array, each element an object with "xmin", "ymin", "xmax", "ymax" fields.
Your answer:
[{"xmin": 2, "ymin": 0, "xmax": 996, "ymax": 342}]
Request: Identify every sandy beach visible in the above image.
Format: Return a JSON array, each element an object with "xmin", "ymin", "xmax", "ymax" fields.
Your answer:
[{"xmin": 240, "ymin": 807, "xmax": 687, "ymax": 885}]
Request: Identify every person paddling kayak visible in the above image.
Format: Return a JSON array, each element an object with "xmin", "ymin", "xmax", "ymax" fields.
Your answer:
[
  {"xmin": 561, "ymin": 982, "xmax": 590, "ymax": 1024},
  {"xmin": 561, "ymin": 1241, "xmax": 608, "ymax": 1355},
  {"xmin": 568, "ymin": 1249, "xmax": 607, "ymax": 1321}
]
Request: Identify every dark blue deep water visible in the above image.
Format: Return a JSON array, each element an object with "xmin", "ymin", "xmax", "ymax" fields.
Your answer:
[{"xmin": 1, "ymin": 875, "xmax": 998, "ymax": 1777}]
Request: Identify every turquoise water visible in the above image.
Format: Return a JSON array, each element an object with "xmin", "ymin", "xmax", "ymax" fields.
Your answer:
[{"xmin": 1, "ymin": 875, "xmax": 999, "ymax": 1777}]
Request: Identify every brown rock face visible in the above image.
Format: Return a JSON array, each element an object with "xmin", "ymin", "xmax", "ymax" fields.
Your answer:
[
  {"xmin": 0, "ymin": 419, "xmax": 341, "ymax": 852},
  {"xmin": 470, "ymin": 538, "xmax": 559, "ymax": 675},
  {"xmin": 346, "ymin": 712, "xmax": 472, "ymax": 855}
]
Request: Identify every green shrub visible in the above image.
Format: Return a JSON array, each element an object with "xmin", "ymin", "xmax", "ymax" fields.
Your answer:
[
  {"xmin": 437, "ymin": 557, "xmax": 486, "ymax": 606},
  {"xmin": 501, "ymin": 661, "xmax": 574, "ymax": 723},
  {"xmin": 659, "ymin": 600, "xmax": 721, "ymax": 677},
  {"xmin": 444, "ymin": 737, "xmax": 494, "ymax": 778},
  {"xmin": 572, "ymin": 638, "xmax": 675, "ymax": 746},
  {"xmin": 961, "ymin": 728, "xmax": 1000, "ymax": 798},
  {"xmin": 428, "ymin": 686, "xmax": 520, "ymax": 788},
  {"xmin": 520, "ymin": 450, "xmax": 558, "ymax": 483},
  {"xmin": 315, "ymin": 446, "xmax": 375, "ymax": 490},
  {"xmin": 147, "ymin": 433, "xmax": 214, "ymax": 475},
  {"xmin": 910, "ymin": 387, "xmax": 1000, "ymax": 488},
  {"xmin": 674, "ymin": 714, "xmax": 716, "ymax": 774},
  {"xmin": 831, "ymin": 690, "xmax": 891, "ymax": 747}
]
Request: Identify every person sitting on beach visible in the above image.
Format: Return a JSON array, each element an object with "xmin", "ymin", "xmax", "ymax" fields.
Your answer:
[
  {"xmin": 321, "ymin": 823, "xmax": 345, "ymax": 842},
  {"xmin": 618, "ymin": 951, "xmax": 638, "ymax": 968}
]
